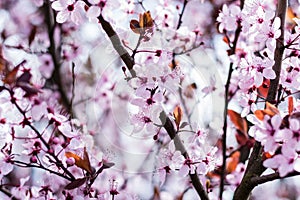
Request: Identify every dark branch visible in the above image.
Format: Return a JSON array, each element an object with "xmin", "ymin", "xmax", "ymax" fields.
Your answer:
[
  {"xmin": 79, "ymin": 1, "xmax": 209, "ymax": 198},
  {"xmin": 160, "ymin": 112, "xmax": 209, "ymax": 200},
  {"xmin": 266, "ymin": 0, "xmax": 287, "ymax": 103},
  {"xmin": 251, "ymin": 171, "xmax": 300, "ymax": 186},
  {"xmin": 0, "ymin": 186, "xmax": 18, "ymax": 200},
  {"xmin": 220, "ymin": 1, "xmax": 244, "ymax": 198},
  {"xmin": 44, "ymin": 0, "xmax": 71, "ymax": 111},
  {"xmin": 233, "ymin": 1, "xmax": 287, "ymax": 199},
  {"xmin": 98, "ymin": 14, "xmax": 136, "ymax": 77},
  {"xmin": 176, "ymin": 0, "xmax": 189, "ymax": 30}
]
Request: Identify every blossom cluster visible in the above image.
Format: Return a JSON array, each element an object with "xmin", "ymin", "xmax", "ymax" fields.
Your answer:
[{"xmin": 1, "ymin": 0, "xmax": 300, "ymax": 199}]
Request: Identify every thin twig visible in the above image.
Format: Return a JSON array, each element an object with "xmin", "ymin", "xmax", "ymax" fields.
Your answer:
[
  {"xmin": 219, "ymin": 1, "xmax": 244, "ymax": 198},
  {"xmin": 0, "ymin": 186, "xmax": 19, "ymax": 200},
  {"xmin": 160, "ymin": 112, "xmax": 209, "ymax": 200},
  {"xmin": 98, "ymin": 14, "xmax": 136, "ymax": 77},
  {"xmin": 70, "ymin": 62, "xmax": 76, "ymax": 118},
  {"xmin": 44, "ymin": 0, "xmax": 71, "ymax": 111},
  {"xmin": 176, "ymin": 0, "xmax": 189, "ymax": 30},
  {"xmin": 12, "ymin": 160, "xmax": 73, "ymax": 181},
  {"xmin": 251, "ymin": 171, "xmax": 300, "ymax": 186},
  {"xmin": 3, "ymin": 87, "xmax": 76, "ymax": 181}
]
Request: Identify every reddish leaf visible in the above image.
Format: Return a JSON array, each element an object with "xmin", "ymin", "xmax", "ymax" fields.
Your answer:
[
  {"xmin": 65, "ymin": 177, "xmax": 86, "ymax": 190},
  {"xmin": 130, "ymin": 11, "xmax": 154, "ymax": 35},
  {"xmin": 152, "ymin": 187, "xmax": 160, "ymax": 200},
  {"xmin": 173, "ymin": 105, "xmax": 183, "ymax": 130},
  {"xmin": 3, "ymin": 66, "xmax": 19, "ymax": 85},
  {"xmin": 28, "ymin": 26, "xmax": 37, "ymax": 46},
  {"xmin": 0, "ymin": 47, "xmax": 7, "ymax": 74},
  {"xmin": 17, "ymin": 70, "xmax": 31, "ymax": 84},
  {"xmin": 168, "ymin": 60, "xmax": 179, "ymax": 70},
  {"xmin": 257, "ymin": 79, "xmax": 270, "ymax": 98},
  {"xmin": 179, "ymin": 122, "xmax": 189, "ymax": 129},
  {"xmin": 184, "ymin": 83, "xmax": 197, "ymax": 98},
  {"xmin": 65, "ymin": 148, "xmax": 93, "ymax": 174},
  {"xmin": 287, "ymin": 7, "xmax": 297, "ymax": 25},
  {"xmin": 18, "ymin": 83, "xmax": 40, "ymax": 98},
  {"xmin": 223, "ymin": 36, "xmax": 230, "ymax": 44},
  {"xmin": 235, "ymin": 130, "xmax": 248, "ymax": 145},
  {"xmin": 139, "ymin": 11, "xmax": 153, "ymax": 29},
  {"xmin": 96, "ymin": 161, "xmax": 115, "ymax": 174},
  {"xmin": 227, "ymin": 110, "xmax": 247, "ymax": 134},
  {"xmin": 130, "ymin": 19, "xmax": 140, "ymax": 34},
  {"xmin": 288, "ymin": 96, "xmax": 294, "ymax": 115},
  {"xmin": 103, "ymin": 162, "xmax": 114, "ymax": 169},
  {"xmin": 226, "ymin": 151, "xmax": 240, "ymax": 173},
  {"xmin": 263, "ymin": 152, "xmax": 273, "ymax": 160},
  {"xmin": 254, "ymin": 102, "xmax": 279, "ymax": 120}
]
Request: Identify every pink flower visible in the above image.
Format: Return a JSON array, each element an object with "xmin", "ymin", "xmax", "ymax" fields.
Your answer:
[
  {"xmin": 248, "ymin": 114, "xmax": 282, "ymax": 154},
  {"xmin": 255, "ymin": 17, "xmax": 281, "ymax": 51},
  {"xmin": 38, "ymin": 54, "xmax": 54, "ymax": 79},
  {"xmin": 0, "ymin": 151, "xmax": 14, "ymax": 180},
  {"xmin": 130, "ymin": 85, "xmax": 163, "ymax": 108},
  {"xmin": 86, "ymin": 0, "xmax": 106, "ymax": 22},
  {"xmin": 263, "ymin": 142, "xmax": 297, "ymax": 177},
  {"xmin": 238, "ymin": 92, "xmax": 258, "ymax": 117},
  {"xmin": 52, "ymin": 0, "xmax": 86, "ymax": 25},
  {"xmin": 201, "ymin": 75, "xmax": 217, "ymax": 97},
  {"xmin": 47, "ymin": 113, "xmax": 76, "ymax": 138},
  {"xmin": 240, "ymin": 56, "xmax": 276, "ymax": 87},
  {"xmin": 217, "ymin": 4, "xmax": 242, "ymax": 33}
]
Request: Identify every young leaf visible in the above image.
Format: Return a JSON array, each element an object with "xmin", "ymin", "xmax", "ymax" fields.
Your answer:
[
  {"xmin": 130, "ymin": 19, "xmax": 140, "ymax": 34},
  {"xmin": 3, "ymin": 66, "xmax": 19, "ymax": 85},
  {"xmin": 226, "ymin": 151, "xmax": 240, "ymax": 173},
  {"xmin": 257, "ymin": 79, "xmax": 270, "ymax": 98},
  {"xmin": 184, "ymin": 83, "xmax": 197, "ymax": 98},
  {"xmin": 65, "ymin": 148, "xmax": 93, "ymax": 174},
  {"xmin": 288, "ymin": 96, "xmax": 294, "ymax": 115},
  {"xmin": 139, "ymin": 11, "xmax": 153, "ymax": 29},
  {"xmin": 235, "ymin": 130, "xmax": 248, "ymax": 146},
  {"xmin": 227, "ymin": 110, "xmax": 247, "ymax": 134},
  {"xmin": 173, "ymin": 105, "xmax": 183, "ymax": 130},
  {"xmin": 96, "ymin": 161, "xmax": 115, "ymax": 175},
  {"xmin": 254, "ymin": 102, "xmax": 279, "ymax": 120},
  {"xmin": 65, "ymin": 177, "xmax": 86, "ymax": 190}
]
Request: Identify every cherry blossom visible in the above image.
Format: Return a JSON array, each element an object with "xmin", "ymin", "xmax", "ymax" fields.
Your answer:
[
  {"xmin": 216, "ymin": 4, "xmax": 242, "ymax": 33},
  {"xmin": 239, "ymin": 55, "xmax": 276, "ymax": 87},
  {"xmin": 248, "ymin": 114, "xmax": 282, "ymax": 154},
  {"xmin": 52, "ymin": 0, "xmax": 86, "ymax": 24},
  {"xmin": 1, "ymin": 0, "xmax": 300, "ymax": 199},
  {"xmin": 86, "ymin": 0, "xmax": 106, "ymax": 22},
  {"xmin": 255, "ymin": 17, "xmax": 281, "ymax": 51}
]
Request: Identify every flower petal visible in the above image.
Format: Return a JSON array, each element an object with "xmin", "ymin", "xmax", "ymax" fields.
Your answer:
[{"xmin": 56, "ymin": 10, "xmax": 70, "ymax": 23}]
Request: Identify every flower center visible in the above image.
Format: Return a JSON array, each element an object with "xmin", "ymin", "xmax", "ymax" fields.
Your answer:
[
  {"xmin": 146, "ymin": 98, "xmax": 155, "ymax": 105},
  {"xmin": 143, "ymin": 116, "xmax": 152, "ymax": 123},
  {"xmin": 67, "ymin": 4, "xmax": 74, "ymax": 11},
  {"xmin": 268, "ymin": 32, "xmax": 274, "ymax": 38}
]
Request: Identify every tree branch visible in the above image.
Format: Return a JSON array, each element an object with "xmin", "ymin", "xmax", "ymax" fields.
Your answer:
[
  {"xmin": 98, "ymin": 14, "xmax": 136, "ymax": 77},
  {"xmin": 251, "ymin": 171, "xmax": 300, "ymax": 186},
  {"xmin": 88, "ymin": 6, "xmax": 208, "ymax": 199},
  {"xmin": 44, "ymin": 0, "xmax": 71, "ymax": 111},
  {"xmin": 233, "ymin": 1, "xmax": 287, "ymax": 199},
  {"xmin": 220, "ymin": 1, "xmax": 244, "ymax": 198},
  {"xmin": 266, "ymin": 0, "xmax": 287, "ymax": 103},
  {"xmin": 176, "ymin": 0, "xmax": 189, "ymax": 30},
  {"xmin": 160, "ymin": 112, "xmax": 209, "ymax": 200},
  {"xmin": 0, "ymin": 185, "xmax": 18, "ymax": 200}
]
